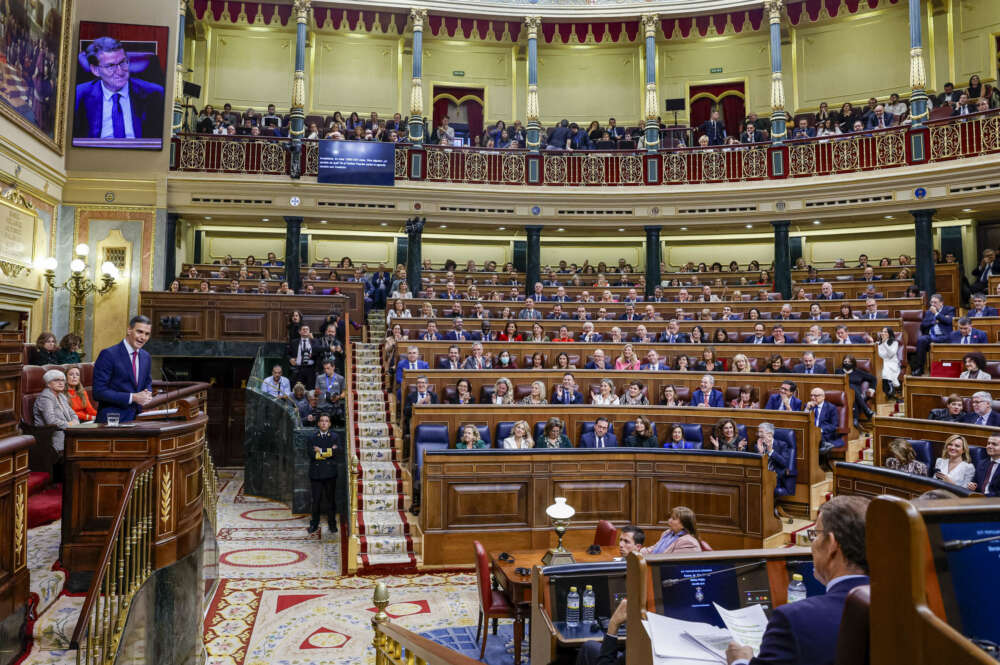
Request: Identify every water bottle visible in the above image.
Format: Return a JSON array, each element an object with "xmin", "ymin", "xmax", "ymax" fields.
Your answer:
[
  {"xmin": 566, "ymin": 586, "xmax": 580, "ymax": 628},
  {"xmin": 582, "ymin": 585, "xmax": 596, "ymax": 624},
  {"xmin": 787, "ymin": 573, "xmax": 807, "ymax": 603}
]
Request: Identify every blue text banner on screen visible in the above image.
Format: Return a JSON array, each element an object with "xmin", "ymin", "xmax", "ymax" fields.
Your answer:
[{"xmin": 318, "ymin": 140, "xmax": 396, "ymax": 186}]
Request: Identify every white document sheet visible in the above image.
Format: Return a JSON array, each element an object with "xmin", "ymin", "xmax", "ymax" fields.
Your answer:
[
  {"xmin": 712, "ymin": 603, "xmax": 769, "ymax": 656},
  {"xmin": 642, "ymin": 613, "xmax": 726, "ymax": 663}
]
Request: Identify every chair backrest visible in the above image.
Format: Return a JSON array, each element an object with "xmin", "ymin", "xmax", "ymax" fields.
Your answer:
[
  {"xmin": 496, "ymin": 421, "xmax": 515, "ymax": 442},
  {"xmin": 473, "ymin": 541, "xmax": 493, "ymax": 609},
  {"xmin": 20, "ymin": 365, "xmax": 48, "ymax": 425},
  {"xmin": 968, "ymin": 445, "xmax": 989, "ymax": 468},
  {"xmin": 906, "ymin": 440, "xmax": 934, "ymax": 476},
  {"xmin": 681, "ymin": 424, "xmax": 704, "ymax": 444},
  {"xmin": 834, "ymin": 585, "xmax": 870, "ymax": 665},
  {"xmin": 593, "ymin": 520, "xmax": 617, "ymax": 547},
  {"xmin": 774, "ymin": 428, "xmax": 798, "ymax": 475},
  {"xmin": 458, "ymin": 424, "xmax": 492, "ymax": 448},
  {"xmin": 823, "ymin": 390, "xmax": 850, "ymax": 433},
  {"xmin": 415, "ymin": 423, "xmax": 450, "ymax": 445}
]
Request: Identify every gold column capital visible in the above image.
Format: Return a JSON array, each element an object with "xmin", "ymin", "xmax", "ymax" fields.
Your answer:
[
  {"xmin": 524, "ymin": 15, "xmax": 541, "ymax": 40},
  {"xmin": 293, "ymin": 0, "xmax": 311, "ymax": 24},
  {"xmin": 178, "ymin": 0, "xmax": 187, "ymax": 15},
  {"xmin": 640, "ymin": 13, "xmax": 659, "ymax": 38},
  {"xmin": 410, "ymin": 7, "xmax": 427, "ymax": 32},
  {"xmin": 765, "ymin": 0, "xmax": 783, "ymax": 24}
]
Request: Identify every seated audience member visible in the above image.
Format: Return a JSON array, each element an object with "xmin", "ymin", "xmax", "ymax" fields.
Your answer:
[
  {"xmin": 640, "ymin": 506, "xmax": 702, "ymax": 555},
  {"xmin": 591, "ymin": 379, "xmax": 619, "ymax": 405},
  {"xmin": 730, "ymin": 384, "xmax": 759, "ymax": 409},
  {"xmin": 933, "ymin": 434, "xmax": 976, "ymax": 489},
  {"xmin": 673, "ymin": 355, "xmax": 691, "ymax": 371},
  {"xmin": 438, "ymin": 345, "xmax": 462, "ymax": 370},
  {"xmin": 806, "ymin": 387, "xmax": 843, "ymax": 460},
  {"xmin": 519, "ymin": 380, "xmax": 548, "ymax": 405},
  {"xmin": 793, "ymin": 351, "xmax": 822, "ymax": 375},
  {"xmin": 731, "ymin": 354, "xmax": 752, "ymax": 373},
  {"xmin": 492, "ymin": 349, "xmax": 515, "ymax": 369},
  {"xmin": 580, "ymin": 417, "xmax": 619, "ymax": 448},
  {"xmin": 762, "ymin": 354, "xmax": 791, "ymax": 374},
  {"xmin": 963, "ymin": 390, "xmax": 1000, "ymax": 426},
  {"xmin": 404, "ymin": 375, "xmax": 438, "ymax": 425},
  {"xmin": 618, "ymin": 525, "xmax": 644, "ymax": 557},
  {"xmin": 552, "ymin": 351, "xmax": 575, "ymax": 370},
  {"xmin": 535, "ymin": 417, "xmax": 573, "ymax": 448},
  {"xmin": 725, "ymin": 496, "xmax": 871, "ymax": 665},
  {"xmin": 664, "ymin": 423, "xmax": 698, "ymax": 449},
  {"xmin": 33, "ymin": 369, "xmax": 80, "ymax": 453},
  {"xmin": 65, "ymin": 366, "xmax": 96, "ymax": 422},
  {"xmin": 971, "ymin": 434, "xmax": 1000, "ymax": 496},
  {"xmin": 744, "ymin": 323, "xmax": 773, "ymax": 344},
  {"xmin": 29, "ymin": 332, "xmax": 60, "ymax": 365},
  {"xmin": 455, "ymin": 424, "xmax": 488, "ymax": 450},
  {"xmin": 462, "ymin": 342, "xmax": 492, "ymax": 370},
  {"xmin": 498, "ymin": 320, "xmax": 523, "ymax": 342},
  {"xmin": 552, "ymin": 373, "xmax": 584, "ymax": 405},
  {"xmin": 950, "ymin": 316, "xmax": 988, "ymax": 346},
  {"xmin": 552, "ymin": 326, "xmax": 575, "ymax": 343},
  {"xmin": 517, "ymin": 298, "xmax": 543, "ymax": 320},
  {"xmin": 695, "ymin": 346, "xmax": 723, "ymax": 372},
  {"xmin": 502, "ymin": 420, "xmax": 535, "ymax": 449},
  {"xmin": 709, "ymin": 417, "xmax": 747, "ymax": 451},
  {"xmin": 877, "ymin": 328, "xmax": 901, "ymax": 399},
  {"xmin": 757, "ymin": 422, "xmax": 796, "ymax": 497},
  {"xmin": 395, "ymin": 345, "xmax": 429, "ymax": 385},
  {"xmin": 658, "ymin": 319, "xmax": 689, "ymax": 343},
  {"xmin": 57, "ymin": 334, "xmax": 84, "ymax": 364},
  {"xmin": 884, "ymin": 438, "xmax": 929, "ymax": 476},
  {"xmin": 585, "ymin": 349, "xmax": 611, "ymax": 370},
  {"xmin": 261, "ymin": 365, "xmax": 291, "ymax": 399},
  {"xmin": 929, "ymin": 393, "xmax": 967, "ymax": 421},
  {"xmin": 642, "ymin": 349, "xmax": 669, "ymax": 371},
  {"xmin": 660, "ymin": 384, "xmax": 685, "ymax": 407},
  {"xmin": 445, "ymin": 317, "xmax": 474, "ymax": 342},
  {"xmin": 450, "ymin": 378, "xmax": 476, "ymax": 405},
  {"xmin": 527, "ymin": 322, "xmax": 549, "ymax": 342},
  {"xmin": 624, "ymin": 415, "xmax": 658, "ymax": 447},
  {"xmin": 836, "ymin": 355, "xmax": 876, "ymax": 426},
  {"xmin": 692, "ymin": 374, "xmax": 724, "ymax": 407},
  {"xmin": 960, "ymin": 352, "xmax": 991, "ymax": 380},
  {"xmin": 913, "ymin": 293, "xmax": 956, "ymax": 375},
  {"xmin": 618, "ymin": 380, "xmax": 650, "ymax": 406},
  {"xmin": 968, "ymin": 293, "xmax": 999, "ymax": 317},
  {"xmin": 861, "ymin": 298, "xmax": 886, "ymax": 320},
  {"xmin": 490, "ymin": 378, "xmax": 515, "ymax": 405},
  {"xmin": 528, "ymin": 352, "xmax": 546, "ymax": 370},
  {"xmin": 615, "ymin": 344, "xmax": 641, "ymax": 370}
]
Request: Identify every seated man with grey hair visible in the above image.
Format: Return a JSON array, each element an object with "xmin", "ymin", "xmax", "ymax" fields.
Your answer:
[
  {"xmin": 756, "ymin": 422, "xmax": 797, "ymax": 498},
  {"xmin": 33, "ymin": 369, "xmax": 80, "ymax": 453},
  {"xmin": 962, "ymin": 391, "xmax": 1000, "ymax": 427}
]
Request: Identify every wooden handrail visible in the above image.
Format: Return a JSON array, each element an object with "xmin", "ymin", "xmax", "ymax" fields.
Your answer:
[
  {"xmin": 374, "ymin": 622, "xmax": 483, "ymax": 665},
  {"xmin": 70, "ymin": 458, "xmax": 155, "ymax": 651}
]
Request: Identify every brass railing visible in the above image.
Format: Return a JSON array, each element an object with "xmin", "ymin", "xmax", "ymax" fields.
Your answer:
[
  {"xmin": 202, "ymin": 446, "xmax": 219, "ymax": 531},
  {"xmin": 371, "ymin": 582, "xmax": 481, "ymax": 665},
  {"xmin": 71, "ymin": 461, "xmax": 155, "ymax": 665}
]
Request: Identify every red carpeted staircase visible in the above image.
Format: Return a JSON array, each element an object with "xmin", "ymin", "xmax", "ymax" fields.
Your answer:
[{"xmin": 27, "ymin": 471, "xmax": 61, "ymax": 528}]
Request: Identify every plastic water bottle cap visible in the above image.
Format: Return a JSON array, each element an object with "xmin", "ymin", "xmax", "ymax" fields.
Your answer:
[
  {"xmin": 570, "ymin": 586, "xmax": 577, "ymax": 592},
  {"xmin": 585, "ymin": 585, "xmax": 593, "ymax": 591},
  {"xmin": 792, "ymin": 573, "xmax": 803, "ymax": 581}
]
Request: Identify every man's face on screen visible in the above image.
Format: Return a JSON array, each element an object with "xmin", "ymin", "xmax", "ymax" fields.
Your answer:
[{"xmin": 91, "ymin": 48, "xmax": 130, "ymax": 93}]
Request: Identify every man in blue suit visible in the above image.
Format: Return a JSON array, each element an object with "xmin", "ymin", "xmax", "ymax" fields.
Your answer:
[
  {"xmin": 641, "ymin": 349, "xmax": 670, "ymax": 371},
  {"xmin": 743, "ymin": 323, "xmax": 773, "ymax": 344},
  {"xmin": 552, "ymin": 373, "xmax": 584, "ymax": 405},
  {"xmin": 444, "ymin": 318, "xmax": 478, "ymax": 341},
  {"xmin": 726, "ymin": 496, "xmax": 871, "ymax": 665},
  {"xmin": 93, "ymin": 315, "xmax": 153, "ymax": 423},
  {"xmin": 971, "ymin": 434, "xmax": 1000, "ymax": 496},
  {"xmin": 395, "ymin": 346, "xmax": 429, "ymax": 386},
  {"xmin": 863, "ymin": 104, "xmax": 894, "ymax": 129},
  {"xmin": 765, "ymin": 381, "xmax": 803, "ymax": 411},
  {"xmin": 962, "ymin": 392, "xmax": 1000, "ymax": 427},
  {"xmin": 658, "ymin": 320, "xmax": 689, "ymax": 344},
  {"xmin": 757, "ymin": 423, "xmax": 796, "ymax": 497},
  {"xmin": 860, "ymin": 298, "xmax": 887, "ymax": 320},
  {"xmin": 691, "ymin": 375, "xmax": 724, "ymax": 408},
  {"xmin": 699, "ymin": 109, "xmax": 726, "ymax": 145},
  {"xmin": 947, "ymin": 317, "xmax": 988, "ymax": 344},
  {"xmin": 968, "ymin": 294, "xmax": 999, "ymax": 318},
  {"xmin": 419, "ymin": 322, "xmax": 443, "ymax": 341},
  {"xmin": 579, "ymin": 418, "xmax": 619, "ymax": 449},
  {"xmin": 73, "ymin": 37, "xmax": 165, "ymax": 141},
  {"xmin": 913, "ymin": 293, "xmax": 956, "ymax": 375},
  {"xmin": 806, "ymin": 387, "xmax": 843, "ymax": 465}
]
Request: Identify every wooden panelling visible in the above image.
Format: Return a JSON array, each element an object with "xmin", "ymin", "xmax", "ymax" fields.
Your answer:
[
  {"xmin": 902, "ymin": 376, "xmax": 995, "ymax": 421},
  {"xmin": 871, "ymin": 416, "xmax": 997, "ymax": 466},
  {"xmin": 833, "ymin": 462, "xmax": 970, "ymax": 500}
]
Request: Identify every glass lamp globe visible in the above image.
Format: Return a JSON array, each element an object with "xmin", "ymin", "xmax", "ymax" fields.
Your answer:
[
  {"xmin": 69, "ymin": 258, "xmax": 86, "ymax": 273},
  {"xmin": 42, "ymin": 257, "xmax": 58, "ymax": 271},
  {"xmin": 75, "ymin": 243, "xmax": 89, "ymax": 257},
  {"xmin": 101, "ymin": 261, "xmax": 118, "ymax": 278},
  {"xmin": 541, "ymin": 498, "xmax": 576, "ymax": 565}
]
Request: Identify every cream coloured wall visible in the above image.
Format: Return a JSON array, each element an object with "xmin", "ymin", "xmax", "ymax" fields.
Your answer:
[
  {"xmin": 204, "ymin": 27, "xmax": 296, "ymax": 110},
  {"xmin": 423, "ymin": 238, "xmax": 512, "ymax": 266},
  {"xmin": 541, "ymin": 241, "xmax": 642, "ymax": 269},
  {"xmin": 311, "ymin": 33, "xmax": 400, "ymax": 116},
  {"xmin": 312, "ymin": 236, "xmax": 395, "ymax": 265},
  {"xmin": 538, "ymin": 44, "xmax": 641, "ymax": 124},
  {"xmin": 201, "ymin": 231, "xmax": 285, "ymax": 263},
  {"xmin": 417, "ymin": 39, "xmax": 516, "ymax": 124},
  {"xmin": 955, "ymin": 0, "xmax": 1000, "ymax": 86}
]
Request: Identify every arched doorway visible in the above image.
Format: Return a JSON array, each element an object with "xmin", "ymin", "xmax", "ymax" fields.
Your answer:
[
  {"xmin": 689, "ymin": 82, "xmax": 746, "ymax": 140},
  {"xmin": 432, "ymin": 85, "xmax": 484, "ymax": 145}
]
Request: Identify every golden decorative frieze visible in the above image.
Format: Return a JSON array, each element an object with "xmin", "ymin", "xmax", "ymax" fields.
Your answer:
[
  {"xmin": 293, "ymin": 0, "xmax": 311, "ymax": 24},
  {"xmin": 524, "ymin": 16, "xmax": 541, "ymax": 40},
  {"xmin": 410, "ymin": 7, "xmax": 427, "ymax": 32},
  {"xmin": 160, "ymin": 466, "xmax": 172, "ymax": 526},
  {"xmin": 14, "ymin": 482, "xmax": 25, "ymax": 568},
  {"xmin": 641, "ymin": 13, "xmax": 658, "ymax": 38}
]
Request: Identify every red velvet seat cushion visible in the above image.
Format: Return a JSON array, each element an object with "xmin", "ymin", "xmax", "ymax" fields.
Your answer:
[{"xmin": 484, "ymin": 589, "xmax": 514, "ymax": 614}]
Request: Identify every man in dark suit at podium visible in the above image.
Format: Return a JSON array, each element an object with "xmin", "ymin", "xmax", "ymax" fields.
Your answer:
[
  {"xmin": 93, "ymin": 315, "xmax": 153, "ymax": 423},
  {"xmin": 726, "ymin": 495, "xmax": 871, "ymax": 665}
]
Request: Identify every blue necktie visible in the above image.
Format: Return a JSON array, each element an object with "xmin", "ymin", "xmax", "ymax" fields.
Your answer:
[{"xmin": 112, "ymin": 93, "xmax": 126, "ymax": 138}]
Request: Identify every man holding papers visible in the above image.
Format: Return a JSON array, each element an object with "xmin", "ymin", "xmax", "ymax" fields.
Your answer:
[{"xmin": 726, "ymin": 496, "xmax": 871, "ymax": 665}]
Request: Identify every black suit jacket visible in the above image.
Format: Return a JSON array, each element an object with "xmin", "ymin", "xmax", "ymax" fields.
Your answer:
[{"xmin": 73, "ymin": 78, "xmax": 165, "ymax": 139}]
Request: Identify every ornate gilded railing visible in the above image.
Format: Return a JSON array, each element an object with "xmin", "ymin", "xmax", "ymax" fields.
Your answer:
[
  {"xmin": 202, "ymin": 446, "xmax": 219, "ymax": 531},
  {"xmin": 71, "ymin": 462, "xmax": 155, "ymax": 665},
  {"xmin": 170, "ymin": 109, "xmax": 1000, "ymax": 185},
  {"xmin": 372, "ymin": 582, "xmax": 481, "ymax": 665}
]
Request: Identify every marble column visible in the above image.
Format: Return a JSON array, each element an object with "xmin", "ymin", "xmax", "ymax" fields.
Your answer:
[
  {"xmin": 171, "ymin": 0, "xmax": 186, "ymax": 135},
  {"xmin": 284, "ymin": 217, "xmax": 303, "ymax": 293},
  {"xmin": 288, "ymin": 0, "xmax": 310, "ymax": 178},
  {"xmin": 164, "ymin": 213, "xmax": 178, "ymax": 289},
  {"xmin": 765, "ymin": 0, "xmax": 787, "ymax": 143},
  {"xmin": 772, "ymin": 220, "xmax": 791, "ymax": 298},
  {"xmin": 641, "ymin": 14, "xmax": 660, "ymax": 151},
  {"xmin": 525, "ymin": 226, "xmax": 542, "ymax": 291},
  {"xmin": 408, "ymin": 8, "xmax": 427, "ymax": 144},
  {"xmin": 524, "ymin": 16, "xmax": 542, "ymax": 151},
  {"xmin": 644, "ymin": 226, "xmax": 662, "ymax": 297},
  {"xmin": 406, "ymin": 217, "xmax": 425, "ymax": 296},
  {"xmin": 907, "ymin": 0, "xmax": 929, "ymax": 127},
  {"xmin": 912, "ymin": 209, "xmax": 937, "ymax": 294}
]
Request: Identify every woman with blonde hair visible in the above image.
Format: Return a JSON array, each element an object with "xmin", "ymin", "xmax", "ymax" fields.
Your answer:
[
  {"xmin": 455, "ymin": 424, "xmax": 487, "ymax": 449},
  {"xmin": 932, "ymin": 434, "xmax": 976, "ymax": 488},
  {"xmin": 519, "ymin": 380, "xmax": 547, "ymax": 405},
  {"xmin": 731, "ymin": 353, "xmax": 752, "ymax": 373},
  {"xmin": 66, "ymin": 366, "xmax": 97, "ymax": 422},
  {"xmin": 502, "ymin": 420, "xmax": 534, "ymax": 449},
  {"xmin": 491, "ymin": 377, "xmax": 515, "ymax": 405},
  {"xmin": 591, "ymin": 379, "xmax": 618, "ymax": 405},
  {"xmin": 615, "ymin": 344, "xmax": 640, "ymax": 370}
]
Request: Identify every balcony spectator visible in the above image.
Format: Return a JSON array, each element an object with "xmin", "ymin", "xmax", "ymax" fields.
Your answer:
[
  {"xmin": 790, "ymin": 118, "xmax": 815, "ymax": 140},
  {"xmin": 569, "ymin": 123, "xmax": 589, "ymax": 149},
  {"xmin": 739, "ymin": 121, "xmax": 761, "ymax": 143},
  {"xmin": 952, "ymin": 93, "xmax": 972, "ymax": 116},
  {"xmin": 547, "ymin": 119, "xmax": 572, "ymax": 149},
  {"xmin": 699, "ymin": 109, "xmax": 726, "ymax": 145},
  {"xmin": 431, "ymin": 115, "xmax": 454, "ymax": 144},
  {"xmin": 261, "ymin": 103, "xmax": 282, "ymax": 129}
]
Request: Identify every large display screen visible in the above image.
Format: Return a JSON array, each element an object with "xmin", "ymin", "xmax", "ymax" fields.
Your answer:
[
  {"xmin": 318, "ymin": 140, "xmax": 395, "ymax": 186},
  {"xmin": 71, "ymin": 21, "xmax": 168, "ymax": 149},
  {"xmin": 652, "ymin": 558, "xmax": 772, "ymax": 626}
]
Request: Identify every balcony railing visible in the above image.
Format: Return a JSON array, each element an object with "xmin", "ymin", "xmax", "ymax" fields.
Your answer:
[{"xmin": 169, "ymin": 109, "xmax": 1000, "ymax": 186}]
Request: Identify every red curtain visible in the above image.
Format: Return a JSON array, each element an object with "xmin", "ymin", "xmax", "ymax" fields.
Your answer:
[
  {"xmin": 432, "ymin": 97, "xmax": 450, "ymax": 133},
  {"xmin": 463, "ymin": 101, "xmax": 483, "ymax": 142},
  {"xmin": 432, "ymin": 86, "xmax": 485, "ymax": 141},
  {"xmin": 689, "ymin": 82, "xmax": 746, "ymax": 138}
]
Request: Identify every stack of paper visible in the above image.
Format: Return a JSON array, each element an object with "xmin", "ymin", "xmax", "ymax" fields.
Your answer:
[{"xmin": 642, "ymin": 604, "xmax": 769, "ymax": 665}]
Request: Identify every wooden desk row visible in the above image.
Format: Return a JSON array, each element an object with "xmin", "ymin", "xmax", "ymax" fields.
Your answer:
[
  {"xmin": 871, "ymin": 415, "xmax": 999, "ymax": 465},
  {"xmin": 903, "ymin": 376, "xmax": 996, "ymax": 422},
  {"xmin": 833, "ymin": 461, "xmax": 977, "ymax": 501},
  {"xmin": 930, "ymin": 342, "xmax": 1000, "ymax": 367},
  {"xmin": 171, "ymin": 279, "xmax": 365, "ymax": 323},
  {"xmin": 139, "ymin": 292, "xmax": 351, "ymax": 345},
  {"xmin": 414, "ymin": 405, "xmax": 822, "ymax": 521}
]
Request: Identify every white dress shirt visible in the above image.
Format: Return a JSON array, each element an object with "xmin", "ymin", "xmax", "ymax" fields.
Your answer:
[
  {"xmin": 934, "ymin": 458, "xmax": 975, "ymax": 486},
  {"xmin": 101, "ymin": 82, "xmax": 135, "ymax": 139}
]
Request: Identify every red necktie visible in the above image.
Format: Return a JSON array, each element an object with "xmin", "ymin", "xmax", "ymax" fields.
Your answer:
[{"xmin": 131, "ymin": 350, "xmax": 138, "ymax": 385}]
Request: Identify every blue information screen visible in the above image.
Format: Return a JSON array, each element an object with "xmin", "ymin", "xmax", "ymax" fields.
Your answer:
[{"xmin": 317, "ymin": 140, "xmax": 395, "ymax": 186}]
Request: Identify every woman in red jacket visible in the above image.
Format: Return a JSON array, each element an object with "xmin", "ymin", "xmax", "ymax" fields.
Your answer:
[{"xmin": 66, "ymin": 366, "xmax": 97, "ymax": 422}]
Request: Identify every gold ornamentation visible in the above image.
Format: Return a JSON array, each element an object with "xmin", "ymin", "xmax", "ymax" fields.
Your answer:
[
  {"xmin": 789, "ymin": 143, "xmax": 815, "ymax": 175},
  {"xmin": 701, "ymin": 151, "xmax": 727, "ymax": 181},
  {"xmin": 875, "ymin": 131, "xmax": 905, "ymax": 167},
  {"xmin": 410, "ymin": 7, "xmax": 427, "ymax": 32},
  {"xmin": 582, "ymin": 155, "xmax": 605, "ymax": 184},
  {"xmin": 426, "ymin": 149, "xmax": 450, "ymax": 180},
  {"xmin": 765, "ymin": 0, "xmax": 783, "ymax": 23},
  {"xmin": 221, "ymin": 140, "xmax": 245, "ymax": 171},
  {"xmin": 645, "ymin": 82, "xmax": 658, "ymax": 121},
  {"xmin": 526, "ymin": 84, "xmax": 539, "ymax": 123},
  {"xmin": 524, "ymin": 16, "xmax": 541, "ymax": 40},
  {"xmin": 982, "ymin": 116, "xmax": 1000, "ymax": 152},
  {"xmin": 742, "ymin": 148, "xmax": 767, "ymax": 179},
  {"xmin": 620, "ymin": 155, "xmax": 642, "ymax": 183},
  {"xmin": 0, "ymin": 187, "xmax": 33, "ymax": 211},
  {"xmin": 394, "ymin": 147, "xmax": 408, "ymax": 178},
  {"xmin": 464, "ymin": 152, "xmax": 487, "ymax": 181},
  {"xmin": 663, "ymin": 152, "xmax": 687, "ymax": 181},
  {"xmin": 292, "ymin": 69, "xmax": 306, "ymax": 109},
  {"xmin": 544, "ymin": 155, "xmax": 567, "ymax": 184},
  {"xmin": 160, "ymin": 466, "xmax": 172, "ymax": 526},
  {"xmin": 930, "ymin": 124, "xmax": 961, "ymax": 160},
  {"xmin": 179, "ymin": 138, "xmax": 205, "ymax": 169},
  {"xmin": 410, "ymin": 77, "xmax": 423, "ymax": 117},
  {"xmin": 179, "ymin": 0, "xmax": 187, "ymax": 14},
  {"xmin": 770, "ymin": 71, "xmax": 785, "ymax": 112},
  {"xmin": 640, "ymin": 13, "xmax": 658, "ymax": 38},
  {"xmin": 260, "ymin": 142, "xmax": 285, "ymax": 173},
  {"xmin": 909, "ymin": 46, "xmax": 926, "ymax": 90},
  {"xmin": 502, "ymin": 153, "xmax": 525, "ymax": 182},
  {"xmin": 13, "ymin": 482, "xmax": 24, "ymax": 566},
  {"xmin": 293, "ymin": 0, "xmax": 310, "ymax": 24},
  {"xmin": 306, "ymin": 142, "xmax": 319, "ymax": 175},
  {"xmin": 832, "ymin": 139, "xmax": 859, "ymax": 171},
  {"xmin": 0, "ymin": 260, "xmax": 30, "ymax": 277}
]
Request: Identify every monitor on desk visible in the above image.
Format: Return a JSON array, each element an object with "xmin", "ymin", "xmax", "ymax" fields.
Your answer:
[
  {"xmin": 924, "ymin": 507, "xmax": 1000, "ymax": 655},
  {"xmin": 543, "ymin": 561, "xmax": 627, "ymax": 629}
]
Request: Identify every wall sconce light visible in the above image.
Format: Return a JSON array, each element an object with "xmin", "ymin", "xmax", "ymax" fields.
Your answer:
[{"xmin": 41, "ymin": 244, "xmax": 120, "ymax": 336}]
